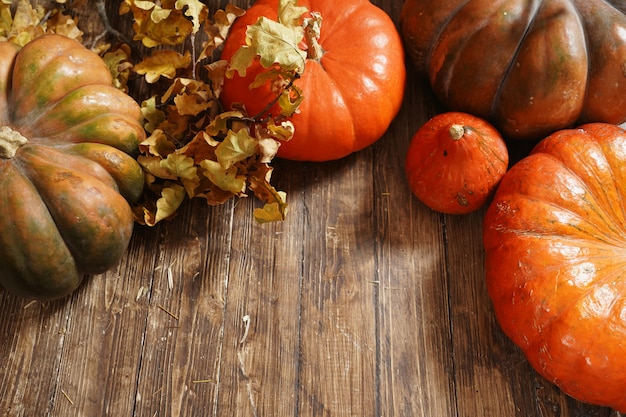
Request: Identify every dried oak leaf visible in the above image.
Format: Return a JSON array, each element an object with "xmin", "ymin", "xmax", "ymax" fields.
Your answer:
[
  {"xmin": 153, "ymin": 184, "xmax": 186, "ymax": 224},
  {"xmin": 2, "ymin": 0, "xmax": 45, "ymax": 45},
  {"xmin": 174, "ymin": 0, "xmax": 207, "ymax": 34},
  {"xmin": 101, "ymin": 45, "xmax": 133, "ymax": 93},
  {"xmin": 120, "ymin": 0, "xmax": 193, "ymax": 47},
  {"xmin": 199, "ymin": 4, "xmax": 245, "ymax": 61},
  {"xmin": 127, "ymin": 1, "xmax": 300, "ymax": 224},
  {"xmin": 134, "ymin": 50, "xmax": 192, "ymax": 83},
  {"xmin": 141, "ymin": 96, "xmax": 167, "ymax": 134},
  {"xmin": 162, "ymin": 78, "xmax": 214, "ymax": 117},
  {"xmin": 0, "ymin": 0, "xmax": 83, "ymax": 45},
  {"xmin": 45, "ymin": 7, "xmax": 83, "ymax": 41}
]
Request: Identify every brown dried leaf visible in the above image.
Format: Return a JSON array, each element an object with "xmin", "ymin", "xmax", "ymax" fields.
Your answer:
[
  {"xmin": 199, "ymin": 4, "xmax": 245, "ymax": 61},
  {"xmin": 45, "ymin": 9, "xmax": 83, "ymax": 41}
]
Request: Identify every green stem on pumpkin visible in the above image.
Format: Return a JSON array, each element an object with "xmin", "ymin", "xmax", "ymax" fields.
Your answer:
[{"xmin": 0, "ymin": 126, "xmax": 28, "ymax": 159}]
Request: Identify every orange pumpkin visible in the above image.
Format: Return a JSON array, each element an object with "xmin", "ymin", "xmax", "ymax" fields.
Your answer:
[
  {"xmin": 405, "ymin": 112, "xmax": 508, "ymax": 214},
  {"xmin": 483, "ymin": 123, "xmax": 626, "ymax": 411},
  {"xmin": 220, "ymin": 0, "xmax": 406, "ymax": 161}
]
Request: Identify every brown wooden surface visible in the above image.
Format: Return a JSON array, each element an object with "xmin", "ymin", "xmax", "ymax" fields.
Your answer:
[{"xmin": 0, "ymin": 1, "xmax": 624, "ymax": 416}]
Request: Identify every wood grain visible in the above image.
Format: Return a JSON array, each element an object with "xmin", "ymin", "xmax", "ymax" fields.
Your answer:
[{"xmin": 0, "ymin": 1, "xmax": 624, "ymax": 416}]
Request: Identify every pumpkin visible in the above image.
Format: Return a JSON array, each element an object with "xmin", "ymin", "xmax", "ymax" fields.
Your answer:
[
  {"xmin": 0, "ymin": 34, "xmax": 146, "ymax": 300},
  {"xmin": 220, "ymin": 0, "xmax": 406, "ymax": 162},
  {"xmin": 405, "ymin": 112, "xmax": 508, "ymax": 214},
  {"xmin": 483, "ymin": 123, "xmax": 626, "ymax": 411},
  {"xmin": 400, "ymin": 0, "xmax": 626, "ymax": 141}
]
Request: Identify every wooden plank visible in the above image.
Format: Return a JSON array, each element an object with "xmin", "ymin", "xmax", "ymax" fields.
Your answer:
[
  {"xmin": 215, "ymin": 168, "xmax": 304, "ymax": 416},
  {"xmin": 47, "ymin": 224, "xmax": 162, "ymax": 417},
  {"xmin": 445, "ymin": 210, "xmax": 529, "ymax": 417},
  {"xmin": 0, "ymin": 295, "xmax": 71, "ymax": 416},
  {"xmin": 130, "ymin": 201, "xmax": 235, "ymax": 417},
  {"xmin": 374, "ymin": 71, "xmax": 457, "ymax": 416},
  {"xmin": 294, "ymin": 154, "xmax": 378, "ymax": 416}
]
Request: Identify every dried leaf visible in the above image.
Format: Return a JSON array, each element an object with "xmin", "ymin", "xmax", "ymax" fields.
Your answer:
[
  {"xmin": 124, "ymin": 0, "xmax": 193, "ymax": 47},
  {"xmin": 45, "ymin": 9, "xmax": 83, "ymax": 41},
  {"xmin": 278, "ymin": 0, "xmax": 308, "ymax": 27},
  {"xmin": 254, "ymin": 198, "xmax": 288, "ymax": 223},
  {"xmin": 141, "ymin": 96, "xmax": 167, "ymax": 134},
  {"xmin": 175, "ymin": 0, "xmax": 207, "ymax": 34},
  {"xmin": 200, "ymin": 160, "xmax": 246, "ymax": 195},
  {"xmin": 139, "ymin": 128, "xmax": 176, "ymax": 157},
  {"xmin": 160, "ymin": 153, "xmax": 197, "ymax": 180},
  {"xmin": 199, "ymin": 4, "xmax": 245, "ymax": 61},
  {"xmin": 0, "ymin": 5, "xmax": 12, "ymax": 40},
  {"xmin": 118, "ymin": 2, "xmax": 300, "ymax": 224},
  {"xmin": 6, "ymin": 0, "xmax": 45, "ymax": 45},
  {"xmin": 215, "ymin": 129, "xmax": 258, "ymax": 169},
  {"xmin": 102, "ymin": 45, "xmax": 132, "ymax": 92},
  {"xmin": 154, "ymin": 184, "xmax": 186, "ymax": 223},
  {"xmin": 134, "ymin": 50, "xmax": 192, "ymax": 83}
]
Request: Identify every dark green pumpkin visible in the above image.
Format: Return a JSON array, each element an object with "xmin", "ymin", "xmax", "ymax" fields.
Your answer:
[{"xmin": 0, "ymin": 34, "xmax": 145, "ymax": 300}]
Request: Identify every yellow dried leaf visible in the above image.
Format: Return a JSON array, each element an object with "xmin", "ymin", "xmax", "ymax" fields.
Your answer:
[
  {"xmin": 125, "ymin": 0, "xmax": 192, "ymax": 47},
  {"xmin": 159, "ymin": 105, "xmax": 191, "ymax": 141},
  {"xmin": 125, "ymin": 2, "xmax": 290, "ymax": 224},
  {"xmin": 160, "ymin": 153, "xmax": 197, "ymax": 180},
  {"xmin": 175, "ymin": 0, "xmax": 207, "ymax": 34},
  {"xmin": 46, "ymin": 9, "xmax": 83, "ymax": 41},
  {"xmin": 205, "ymin": 60, "xmax": 228, "ymax": 97},
  {"xmin": 254, "ymin": 198, "xmax": 288, "ymax": 223},
  {"xmin": 6, "ymin": 0, "xmax": 45, "ymax": 46},
  {"xmin": 215, "ymin": 129, "xmax": 258, "ymax": 169},
  {"xmin": 102, "ymin": 45, "xmax": 132, "ymax": 92},
  {"xmin": 155, "ymin": 184, "xmax": 186, "ymax": 223},
  {"xmin": 200, "ymin": 160, "xmax": 246, "ymax": 194},
  {"xmin": 139, "ymin": 129, "xmax": 176, "ymax": 157},
  {"xmin": 134, "ymin": 50, "xmax": 192, "ymax": 83},
  {"xmin": 278, "ymin": 0, "xmax": 308, "ymax": 27},
  {"xmin": 0, "ymin": 4, "xmax": 12, "ymax": 39},
  {"xmin": 199, "ymin": 5, "xmax": 244, "ymax": 61},
  {"xmin": 174, "ymin": 93, "xmax": 213, "ymax": 116},
  {"xmin": 134, "ymin": 0, "xmax": 156, "ymax": 10},
  {"xmin": 150, "ymin": 7, "xmax": 172, "ymax": 24},
  {"xmin": 137, "ymin": 154, "xmax": 178, "ymax": 180},
  {"xmin": 141, "ymin": 96, "xmax": 167, "ymax": 133}
]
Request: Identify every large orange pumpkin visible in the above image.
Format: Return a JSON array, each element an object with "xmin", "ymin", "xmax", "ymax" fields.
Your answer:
[
  {"xmin": 220, "ymin": 0, "xmax": 406, "ymax": 162},
  {"xmin": 0, "ymin": 35, "xmax": 145, "ymax": 300},
  {"xmin": 483, "ymin": 123, "xmax": 626, "ymax": 411},
  {"xmin": 400, "ymin": 0, "xmax": 626, "ymax": 141}
]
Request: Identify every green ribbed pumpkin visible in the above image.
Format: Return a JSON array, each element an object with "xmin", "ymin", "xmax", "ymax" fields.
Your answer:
[{"xmin": 0, "ymin": 34, "xmax": 145, "ymax": 300}]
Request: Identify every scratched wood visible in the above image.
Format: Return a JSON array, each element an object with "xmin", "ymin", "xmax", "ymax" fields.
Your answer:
[{"xmin": 0, "ymin": 1, "xmax": 624, "ymax": 416}]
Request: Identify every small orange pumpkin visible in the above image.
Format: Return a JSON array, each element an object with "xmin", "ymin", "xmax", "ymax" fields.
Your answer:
[{"xmin": 405, "ymin": 112, "xmax": 509, "ymax": 214}]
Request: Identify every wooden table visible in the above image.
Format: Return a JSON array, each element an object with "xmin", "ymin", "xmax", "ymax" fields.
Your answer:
[{"xmin": 0, "ymin": 1, "xmax": 622, "ymax": 416}]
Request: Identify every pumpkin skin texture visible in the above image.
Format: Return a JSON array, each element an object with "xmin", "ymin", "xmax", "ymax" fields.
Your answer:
[
  {"xmin": 0, "ymin": 34, "xmax": 146, "ymax": 300},
  {"xmin": 220, "ymin": 0, "xmax": 406, "ymax": 162},
  {"xmin": 405, "ymin": 112, "xmax": 508, "ymax": 214},
  {"xmin": 400, "ymin": 0, "xmax": 626, "ymax": 142},
  {"xmin": 483, "ymin": 123, "xmax": 626, "ymax": 411}
]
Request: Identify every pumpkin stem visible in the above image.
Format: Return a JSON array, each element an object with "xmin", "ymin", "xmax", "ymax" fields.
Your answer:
[
  {"xmin": 303, "ymin": 12, "xmax": 324, "ymax": 61},
  {"xmin": 0, "ymin": 126, "xmax": 28, "ymax": 159},
  {"xmin": 449, "ymin": 125, "xmax": 465, "ymax": 141}
]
